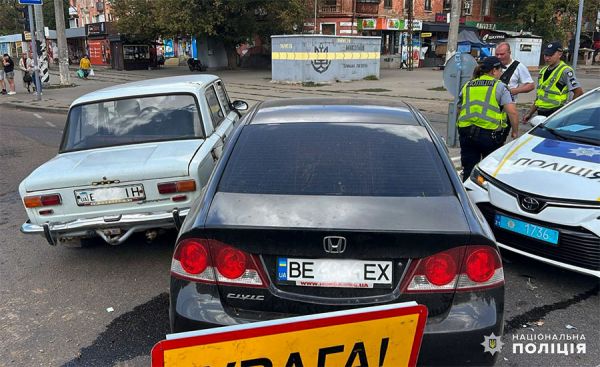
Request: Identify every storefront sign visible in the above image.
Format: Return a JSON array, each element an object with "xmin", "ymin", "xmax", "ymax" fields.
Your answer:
[
  {"xmin": 164, "ymin": 39, "xmax": 174, "ymax": 58},
  {"xmin": 466, "ymin": 21, "xmax": 497, "ymax": 30},
  {"xmin": 387, "ymin": 18, "xmax": 401, "ymax": 30},
  {"xmin": 400, "ymin": 20, "xmax": 423, "ymax": 31},
  {"xmin": 23, "ymin": 31, "xmax": 32, "ymax": 41},
  {"xmin": 86, "ymin": 22, "xmax": 106, "ymax": 37},
  {"xmin": 482, "ymin": 33, "xmax": 505, "ymax": 42},
  {"xmin": 421, "ymin": 32, "xmax": 433, "ymax": 38},
  {"xmin": 152, "ymin": 303, "xmax": 427, "ymax": 367},
  {"xmin": 361, "ymin": 18, "xmax": 376, "ymax": 30}
]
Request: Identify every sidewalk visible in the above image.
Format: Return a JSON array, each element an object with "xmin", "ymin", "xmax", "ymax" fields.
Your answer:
[{"xmin": 1, "ymin": 63, "xmax": 598, "ymax": 114}]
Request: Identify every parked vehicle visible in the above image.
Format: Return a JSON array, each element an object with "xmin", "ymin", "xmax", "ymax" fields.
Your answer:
[
  {"xmin": 19, "ymin": 75, "xmax": 248, "ymax": 247},
  {"xmin": 187, "ymin": 58, "xmax": 206, "ymax": 72},
  {"xmin": 169, "ymin": 98, "xmax": 505, "ymax": 366},
  {"xmin": 465, "ymin": 87, "xmax": 600, "ymax": 278}
]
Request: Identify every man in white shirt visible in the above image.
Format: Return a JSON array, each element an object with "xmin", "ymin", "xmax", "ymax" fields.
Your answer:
[
  {"xmin": 495, "ymin": 42, "xmax": 535, "ymax": 101},
  {"xmin": 495, "ymin": 42, "xmax": 534, "ymax": 141}
]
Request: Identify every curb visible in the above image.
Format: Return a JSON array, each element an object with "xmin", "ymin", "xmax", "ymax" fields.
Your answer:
[{"xmin": 1, "ymin": 101, "xmax": 69, "ymax": 114}]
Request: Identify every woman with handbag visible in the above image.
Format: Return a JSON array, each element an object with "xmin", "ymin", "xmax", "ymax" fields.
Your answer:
[{"xmin": 18, "ymin": 53, "xmax": 35, "ymax": 93}]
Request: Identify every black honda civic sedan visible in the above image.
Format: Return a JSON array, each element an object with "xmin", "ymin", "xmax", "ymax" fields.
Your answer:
[{"xmin": 169, "ymin": 98, "xmax": 505, "ymax": 366}]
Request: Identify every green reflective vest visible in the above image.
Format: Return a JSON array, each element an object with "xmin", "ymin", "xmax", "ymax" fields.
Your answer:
[
  {"xmin": 535, "ymin": 61, "xmax": 570, "ymax": 110},
  {"xmin": 457, "ymin": 75, "xmax": 507, "ymax": 130}
]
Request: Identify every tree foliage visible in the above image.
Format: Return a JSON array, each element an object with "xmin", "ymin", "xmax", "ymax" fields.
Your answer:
[
  {"xmin": 495, "ymin": 0, "xmax": 600, "ymax": 45},
  {"xmin": 0, "ymin": 0, "xmax": 69, "ymax": 36}
]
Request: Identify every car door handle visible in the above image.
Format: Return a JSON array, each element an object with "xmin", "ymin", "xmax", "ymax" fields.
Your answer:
[
  {"xmin": 221, "ymin": 133, "xmax": 227, "ymax": 142},
  {"xmin": 210, "ymin": 148, "xmax": 218, "ymax": 162}
]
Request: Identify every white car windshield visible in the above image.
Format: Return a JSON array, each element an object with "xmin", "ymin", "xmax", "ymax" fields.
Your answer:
[
  {"xmin": 540, "ymin": 90, "xmax": 600, "ymax": 145},
  {"xmin": 61, "ymin": 94, "xmax": 203, "ymax": 152}
]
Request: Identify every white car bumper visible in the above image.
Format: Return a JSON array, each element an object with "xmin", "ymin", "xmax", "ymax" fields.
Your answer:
[
  {"xmin": 21, "ymin": 208, "xmax": 189, "ymax": 246},
  {"xmin": 465, "ymin": 178, "xmax": 600, "ymax": 278}
]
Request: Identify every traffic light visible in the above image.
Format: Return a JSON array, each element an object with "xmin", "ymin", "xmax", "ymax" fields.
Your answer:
[{"xmin": 17, "ymin": 6, "xmax": 31, "ymax": 32}]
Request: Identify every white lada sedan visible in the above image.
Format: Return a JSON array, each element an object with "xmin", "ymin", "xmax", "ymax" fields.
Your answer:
[
  {"xmin": 465, "ymin": 87, "xmax": 600, "ymax": 278},
  {"xmin": 19, "ymin": 75, "xmax": 248, "ymax": 247}
]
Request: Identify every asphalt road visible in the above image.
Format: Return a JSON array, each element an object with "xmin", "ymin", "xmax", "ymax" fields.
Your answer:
[{"xmin": 0, "ymin": 106, "xmax": 598, "ymax": 367}]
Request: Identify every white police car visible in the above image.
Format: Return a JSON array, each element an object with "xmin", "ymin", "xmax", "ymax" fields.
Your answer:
[{"xmin": 465, "ymin": 87, "xmax": 600, "ymax": 278}]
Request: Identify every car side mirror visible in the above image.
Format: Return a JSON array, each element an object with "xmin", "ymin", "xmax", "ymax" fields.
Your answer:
[
  {"xmin": 529, "ymin": 115, "xmax": 547, "ymax": 127},
  {"xmin": 231, "ymin": 100, "xmax": 249, "ymax": 112}
]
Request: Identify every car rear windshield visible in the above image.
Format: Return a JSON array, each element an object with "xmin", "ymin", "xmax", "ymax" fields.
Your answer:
[
  {"xmin": 218, "ymin": 123, "xmax": 454, "ymax": 197},
  {"xmin": 61, "ymin": 94, "xmax": 203, "ymax": 152}
]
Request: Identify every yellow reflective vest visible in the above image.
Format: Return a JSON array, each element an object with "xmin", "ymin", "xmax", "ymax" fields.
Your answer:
[
  {"xmin": 535, "ymin": 61, "xmax": 570, "ymax": 110},
  {"xmin": 458, "ymin": 75, "xmax": 507, "ymax": 130}
]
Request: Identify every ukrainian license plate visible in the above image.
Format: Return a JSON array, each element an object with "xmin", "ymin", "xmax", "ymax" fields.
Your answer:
[
  {"xmin": 495, "ymin": 214, "xmax": 559, "ymax": 245},
  {"xmin": 277, "ymin": 258, "xmax": 393, "ymax": 288},
  {"xmin": 75, "ymin": 184, "xmax": 145, "ymax": 206}
]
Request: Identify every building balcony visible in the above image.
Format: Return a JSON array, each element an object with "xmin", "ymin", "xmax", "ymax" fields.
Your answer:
[{"xmin": 319, "ymin": 4, "xmax": 342, "ymax": 14}]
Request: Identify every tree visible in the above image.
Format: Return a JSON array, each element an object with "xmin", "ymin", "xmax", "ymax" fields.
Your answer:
[
  {"xmin": 0, "ymin": 0, "xmax": 23, "ymax": 35},
  {"xmin": 112, "ymin": 0, "xmax": 163, "ymax": 42},
  {"xmin": 495, "ymin": 0, "xmax": 600, "ymax": 45},
  {"xmin": 42, "ymin": 0, "xmax": 70, "ymax": 31},
  {"xmin": 113, "ymin": 0, "xmax": 308, "ymax": 68}
]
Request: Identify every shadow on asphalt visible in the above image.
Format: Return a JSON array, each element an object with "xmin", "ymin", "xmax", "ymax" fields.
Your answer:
[{"xmin": 61, "ymin": 292, "xmax": 170, "ymax": 367}]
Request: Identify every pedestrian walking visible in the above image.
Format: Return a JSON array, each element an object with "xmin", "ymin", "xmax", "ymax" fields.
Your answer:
[
  {"xmin": 78, "ymin": 54, "xmax": 91, "ymax": 79},
  {"xmin": 52, "ymin": 43, "xmax": 59, "ymax": 65},
  {"xmin": 18, "ymin": 53, "xmax": 35, "ymax": 93},
  {"xmin": 495, "ymin": 42, "xmax": 534, "ymax": 141},
  {"xmin": 523, "ymin": 41, "xmax": 584, "ymax": 123},
  {"xmin": 2, "ymin": 54, "xmax": 16, "ymax": 95},
  {"xmin": 457, "ymin": 56, "xmax": 519, "ymax": 181},
  {"xmin": 0, "ymin": 66, "xmax": 5, "ymax": 95}
]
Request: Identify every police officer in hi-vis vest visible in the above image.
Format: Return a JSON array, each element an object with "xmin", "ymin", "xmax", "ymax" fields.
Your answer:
[
  {"xmin": 458, "ymin": 56, "xmax": 519, "ymax": 181},
  {"xmin": 523, "ymin": 41, "xmax": 583, "ymax": 122}
]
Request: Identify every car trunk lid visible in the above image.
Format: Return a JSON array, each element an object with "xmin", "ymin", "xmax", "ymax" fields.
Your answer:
[
  {"xmin": 203, "ymin": 192, "xmax": 471, "ymax": 316},
  {"xmin": 23, "ymin": 140, "xmax": 204, "ymax": 192}
]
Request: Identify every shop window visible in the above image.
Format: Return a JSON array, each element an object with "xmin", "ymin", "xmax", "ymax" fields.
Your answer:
[
  {"xmin": 321, "ymin": 23, "xmax": 336, "ymax": 35},
  {"xmin": 424, "ymin": 0, "xmax": 432, "ymax": 11}
]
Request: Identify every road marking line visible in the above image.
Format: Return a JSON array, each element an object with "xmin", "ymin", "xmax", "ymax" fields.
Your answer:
[
  {"xmin": 45, "ymin": 121, "xmax": 56, "ymax": 128},
  {"xmin": 33, "ymin": 113, "xmax": 43, "ymax": 119}
]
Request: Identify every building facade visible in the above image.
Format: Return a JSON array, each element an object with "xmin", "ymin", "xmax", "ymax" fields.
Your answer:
[
  {"xmin": 69, "ymin": 0, "xmax": 114, "ymax": 28},
  {"xmin": 306, "ymin": 0, "xmax": 497, "ymax": 67}
]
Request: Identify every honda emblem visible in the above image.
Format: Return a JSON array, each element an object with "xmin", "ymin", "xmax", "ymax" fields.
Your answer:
[{"xmin": 323, "ymin": 236, "xmax": 347, "ymax": 254}]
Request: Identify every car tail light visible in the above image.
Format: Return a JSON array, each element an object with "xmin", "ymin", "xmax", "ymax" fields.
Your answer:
[
  {"xmin": 404, "ymin": 246, "xmax": 503, "ymax": 293},
  {"xmin": 157, "ymin": 179, "xmax": 196, "ymax": 194},
  {"xmin": 24, "ymin": 194, "xmax": 62, "ymax": 208},
  {"xmin": 171, "ymin": 238, "xmax": 267, "ymax": 287}
]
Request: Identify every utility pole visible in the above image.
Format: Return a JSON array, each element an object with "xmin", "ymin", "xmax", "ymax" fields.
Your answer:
[
  {"xmin": 445, "ymin": 0, "xmax": 461, "ymax": 63},
  {"xmin": 34, "ymin": 4, "xmax": 49, "ymax": 84},
  {"xmin": 28, "ymin": 5, "xmax": 42, "ymax": 101},
  {"xmin": 314, "ymin": 0, "xmax": 318, "ymax": 34},
  {"xmin": 54, "ymin": 0, "xmax": 71, "ymax": 85},
  {"xmin": 572, "ymin": 0, "xmax": 584, "ymax": 70},
  {"xmin": 407, "ymin": 0, "xmax": 414, "ymax": 71}
]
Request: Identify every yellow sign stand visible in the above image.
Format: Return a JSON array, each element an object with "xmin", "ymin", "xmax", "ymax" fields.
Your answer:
[{"xmin": 152, "ymin": 303, "xmax": 427, "ymax": 367}]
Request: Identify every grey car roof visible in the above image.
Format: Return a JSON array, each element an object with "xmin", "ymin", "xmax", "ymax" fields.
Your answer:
[
  {"xmin": 70, "ymin": 74, "xmax": 220, "ymax": 107},
  {"xmin": 250, "ymin": 98, "xmax": 419, "ymax": 125}
]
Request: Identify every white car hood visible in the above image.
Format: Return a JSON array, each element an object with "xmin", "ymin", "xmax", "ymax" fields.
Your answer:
[
  {"xmin": 23, "ymin": 140, "xmax": 204, "ymax": 192},
  {"xmin": 479, "ymin": 134, "xmax": 600, "ymax": 201}
]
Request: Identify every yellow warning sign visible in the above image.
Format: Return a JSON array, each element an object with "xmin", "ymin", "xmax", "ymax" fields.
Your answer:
[{"xmin": 152, "ymin": 303, "xmax": 427, "ymax": 367}]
